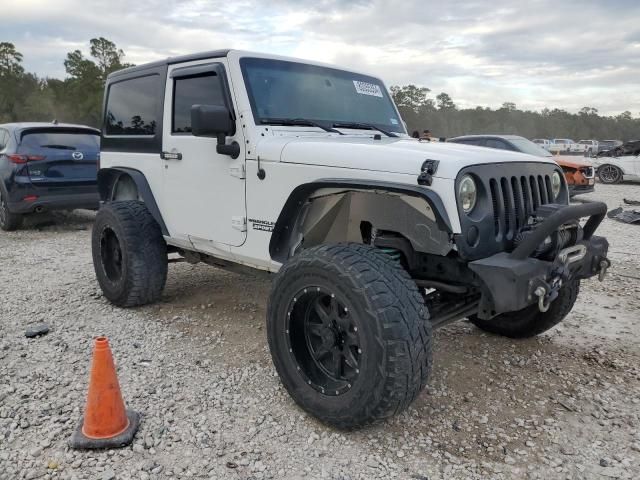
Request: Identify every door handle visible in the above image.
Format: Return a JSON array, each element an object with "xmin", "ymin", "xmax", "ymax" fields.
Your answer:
[{"xmin": 161, "ymin": 151, "xmax": 182, "ymax": 160}]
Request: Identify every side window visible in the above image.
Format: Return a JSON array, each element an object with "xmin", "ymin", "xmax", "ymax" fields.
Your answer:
[
  {"xmin": 486, "ymin": 139, "xmax": 508, "ymax": 150},
  {"xmin": 0, "ymin": 130, "xmax": 7, "ymax": 150},
  {"xmin": 105, "ymin": 75, "xmax": 160, "ymax": 136},
  {"xmin": 172, "ymin": 73, "xmax": 225, "ymax": 134}
]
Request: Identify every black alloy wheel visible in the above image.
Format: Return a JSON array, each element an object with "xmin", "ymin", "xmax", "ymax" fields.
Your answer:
[
  {"xmin": 100, "ymin": 226, "xmax": 123, "ymax": 282},
  {"xmin": 286, "ymin": 287, "xmax": 361, "ymax": 396}
]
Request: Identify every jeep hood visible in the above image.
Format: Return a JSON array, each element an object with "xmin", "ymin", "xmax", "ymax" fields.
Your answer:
[{"xmin": 255, "ymin": 136, "xmax": 558, "ymax": 179}]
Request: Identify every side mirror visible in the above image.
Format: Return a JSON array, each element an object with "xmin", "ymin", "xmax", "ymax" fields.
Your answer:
[
  {"xmin": 191, "ymin": 104, "xmax": 239, "ymax": 158},
  {"xmin": 191, "ymin": 104, "xmax": 234, "ymax": 137}
]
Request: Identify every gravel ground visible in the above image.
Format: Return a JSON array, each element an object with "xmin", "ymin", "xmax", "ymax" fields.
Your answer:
[{"xmin": 1, "ymin": 182, "xmax": 639, "ymax": 480}]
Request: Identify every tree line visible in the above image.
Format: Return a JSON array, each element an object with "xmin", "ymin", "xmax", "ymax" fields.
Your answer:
[
  {"xmin": 0, "ymin": 39, "xmax": 131, "ymax": 127},
  {"xmin": 391, "ymin": 85, "xmax": 639, "ymax": 141},
  {"xmin": 1, "ymin": 39, "xmax": 638, "ymax": 141}
]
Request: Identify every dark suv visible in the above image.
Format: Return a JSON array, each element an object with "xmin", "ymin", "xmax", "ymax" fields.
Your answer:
[{"xmin": 0, "ymin": 122, "xmax": 100, "ymax": 230}]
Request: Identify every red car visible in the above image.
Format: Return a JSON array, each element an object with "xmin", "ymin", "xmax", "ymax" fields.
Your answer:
[{"xmin": 554, "ymin": 156, "xmax": 595, "ymax": 196}]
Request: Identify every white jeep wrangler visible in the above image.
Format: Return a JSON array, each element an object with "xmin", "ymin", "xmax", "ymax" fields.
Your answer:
[{"xmin": 93, "ymin": 50, "xmax": 610, "ymax": 428}]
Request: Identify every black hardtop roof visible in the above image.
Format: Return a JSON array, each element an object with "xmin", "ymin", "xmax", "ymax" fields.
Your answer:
[{"xmin": 107, "ymin": 49, "xmax": 231, "ymax": 80}]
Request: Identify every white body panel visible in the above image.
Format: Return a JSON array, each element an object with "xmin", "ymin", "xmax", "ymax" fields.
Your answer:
[
  {"xmin": 234, "ymin": 159, "xmax": 456, "ymax": 271},
  {"xmin": 161, "ymin": 58, "xmax": 247, "ymax": 250},
  {"xmin": 101, "ymin": 49, "xmax": 561, "ymax": 273},
  {"xmin": 271, "ymin": 135, "xmax": 556, "ymax": 179}
]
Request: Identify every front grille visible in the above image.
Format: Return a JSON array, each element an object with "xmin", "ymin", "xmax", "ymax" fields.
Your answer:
[
  {"xmin": 488, "ymin": 173, "xmax": 554, "ymax": 240},
  {"xmin": 455, "ymin": 162, "xmax": 567, "ymax": 261}
]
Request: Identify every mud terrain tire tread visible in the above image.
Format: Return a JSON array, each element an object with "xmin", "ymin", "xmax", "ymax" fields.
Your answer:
[
  {"xmin": 92, "ymin": 201, "xmax": 167, "ymax": 307},
  {"xmin": 267, "ymin": 243, "xmax": 432, "ymax": 429}
]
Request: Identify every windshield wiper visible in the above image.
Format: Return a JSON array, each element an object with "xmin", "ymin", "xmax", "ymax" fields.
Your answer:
[
  {"xmin": 260, "ymin": 118, "xmax": 343, "ymax": 134},
  {"xmin": 332, "ymin": 122, "xmax": 398, "ymax": 137},
  {"xmin": 40, "ymin": 144, "xmax": 77, "ymax": 150}
]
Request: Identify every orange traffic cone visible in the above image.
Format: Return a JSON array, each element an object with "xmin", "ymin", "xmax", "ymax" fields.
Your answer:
[{"xmin": 69, "ymin": 337, "xmax": 140, "ymax": 449}]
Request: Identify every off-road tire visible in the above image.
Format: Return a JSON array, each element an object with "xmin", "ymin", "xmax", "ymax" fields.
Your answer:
[
  {"xmin": 92, "ymin": 201, "xmax": 167, "ymax": 307},
  {"xmin": 597, "ymin": 165, "xmax": 622, "ymax": 184},
  {"xmin": 0, "ymin": 190, "xmax": 23, "ymax": 231},
  {"xmin": 469, "ymin": 280, "xmax": 580, "ymax": 338},
  {"xmin": 267, "ymin": 243, "xmax": 432, "ymax": 429}
]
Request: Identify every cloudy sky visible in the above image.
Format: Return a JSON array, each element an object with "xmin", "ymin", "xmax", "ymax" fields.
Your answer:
[{"xmin": 4, "ymin": 0, "xmax": 640, "ymax": 115}]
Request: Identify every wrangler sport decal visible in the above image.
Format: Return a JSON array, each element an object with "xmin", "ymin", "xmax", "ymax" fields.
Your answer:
[{"xmin": 249, "ymin": 218, "xmax": 275, "ymax": 232}]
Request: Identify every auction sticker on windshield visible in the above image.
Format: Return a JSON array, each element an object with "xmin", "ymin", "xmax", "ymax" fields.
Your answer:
[{"xmin": 353, "ymin": 80, "xmax": 383, "ymax": 97}]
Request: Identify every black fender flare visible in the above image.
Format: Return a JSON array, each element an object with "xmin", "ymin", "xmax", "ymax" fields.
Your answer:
[
  {"xmin": 269, "ymin": 178, "xmax": 453, "ymax": 262},
  {"xmin": 97, "ymin": 167, "xmax": 169, "ymax": 236}
]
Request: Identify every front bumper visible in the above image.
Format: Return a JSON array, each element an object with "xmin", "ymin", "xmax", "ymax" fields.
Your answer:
[{"xmin": 468, "ymin": 202, "xmax": 609, "ymax": 319}]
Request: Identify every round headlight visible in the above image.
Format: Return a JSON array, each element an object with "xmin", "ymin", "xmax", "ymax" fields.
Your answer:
[
  {"xmin": 551, "ymin": 171, "xmax": 562, "ymax": 199},
  {"xmin": 459, "ymin": 174, "xmax": 477, "ymax": 213}
]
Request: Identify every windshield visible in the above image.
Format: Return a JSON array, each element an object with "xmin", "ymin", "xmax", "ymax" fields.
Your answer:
[
  {"xmin": 240, "ymin": 57, "xmax": 405, "ymax": 134},
  {"xmin": 510, "ymin": 137, "xmax": 552, "ymax": 157}
]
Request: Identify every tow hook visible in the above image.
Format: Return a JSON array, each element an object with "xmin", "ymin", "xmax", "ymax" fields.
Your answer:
[
  {"xmin": 534, "ymin": 276, "xmax": 562, "ymax": 313},
  {"xmin": 598, "ymin": 259, "xmax": 610, "ymax": 282},
  {"xmin": 534, "ymin": 287, "xmax": 550, "ymax": 312}
]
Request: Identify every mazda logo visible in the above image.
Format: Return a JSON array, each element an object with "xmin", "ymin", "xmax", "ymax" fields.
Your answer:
[{"xmin": 72, "ymin": 151, "xmax": 84, "ymax": 160}]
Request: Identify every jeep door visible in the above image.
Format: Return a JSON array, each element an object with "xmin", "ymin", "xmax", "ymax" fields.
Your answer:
[{"xmin": 161, "ymin": 60, "xmax": 246, "ymax": 248}]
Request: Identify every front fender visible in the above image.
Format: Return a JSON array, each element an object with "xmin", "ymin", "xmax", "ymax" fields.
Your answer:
[{"xmin": 269, "ymin": 179, "xmax": 453, "ymax": 263}]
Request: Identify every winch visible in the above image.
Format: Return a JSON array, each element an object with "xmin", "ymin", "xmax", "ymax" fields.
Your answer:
[{"xmin": 513, "ymin": 204, "xmax": 582, "ymax": 261}]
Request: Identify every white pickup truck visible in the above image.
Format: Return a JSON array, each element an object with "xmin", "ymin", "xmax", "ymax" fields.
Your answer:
[
  {"xmin": 573, "ymin": 140, "xmax": 599, "ymax": 156},
  {"xmin": 532, "ymin": 139, "xmax": 552, "ymax": 151},
  {"xmin": 549, "ymin": 138, "xmax": 576, "ymax": 153}
]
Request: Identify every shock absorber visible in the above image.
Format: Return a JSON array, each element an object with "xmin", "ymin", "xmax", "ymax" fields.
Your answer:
[{"xmin": 371, "ymin": 228, "xmax": 403, "ymax": 262}]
